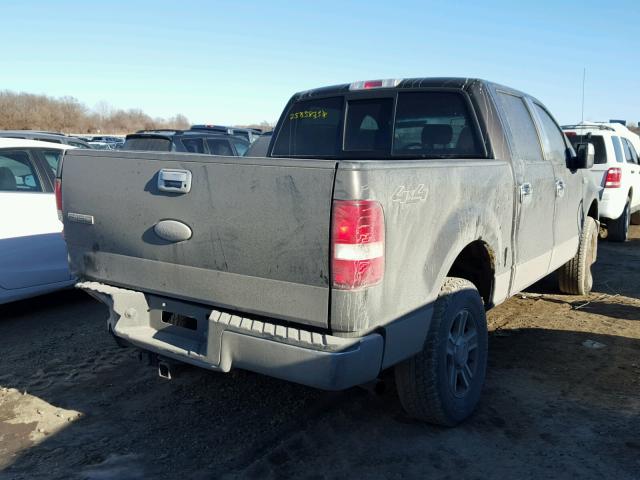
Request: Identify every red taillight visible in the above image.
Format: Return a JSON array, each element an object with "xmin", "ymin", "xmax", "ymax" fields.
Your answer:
[
  {"xmin": 55, "ymin": 178, "xmax": 63, "ymax": 221},
  {"xmin": 604, "ymin": 167, "xmax": 622, "ymax": 188},
  {"xmin": 331, "ymin": 200, "xmax": 385, "ymax": 290}
]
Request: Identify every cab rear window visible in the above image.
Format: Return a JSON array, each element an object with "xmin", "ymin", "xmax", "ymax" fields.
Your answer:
[
  {"xmin": 272, "ymin": 97, "xmax": 343, "ymax": 157},
  {"xmin": 272, "ymin": 91, "xmax": 483, "ymax": 159}
]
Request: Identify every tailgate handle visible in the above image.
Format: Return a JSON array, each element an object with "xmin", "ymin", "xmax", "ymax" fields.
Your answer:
[{"xmin": 158, "ymin": 169, "xmax": 192, "ymax": 194}]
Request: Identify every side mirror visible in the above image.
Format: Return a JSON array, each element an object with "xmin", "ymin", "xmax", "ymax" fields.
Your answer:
[{"xmin": 570, "ymin": 142, "xmax": 595, "ymax": 170}]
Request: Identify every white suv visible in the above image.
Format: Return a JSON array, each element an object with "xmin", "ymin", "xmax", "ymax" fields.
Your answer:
[{"xmin": 563, "ymin": 122, "xmax": 640, "ymax": 241}]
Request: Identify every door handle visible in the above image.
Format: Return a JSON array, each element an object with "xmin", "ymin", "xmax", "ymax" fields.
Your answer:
[
  {"xmin": 519, "ymin": 182, "xmax": 533, "ymax": 203},
  {"xmin": 157, "ymin": 169, "xmax": 192, "ymax": 193},
  {"xmin": 555, "ymin": 179, "xmax": 566, "ymax": 198}
]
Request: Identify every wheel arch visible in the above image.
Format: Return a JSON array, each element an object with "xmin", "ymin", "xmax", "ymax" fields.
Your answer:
[{"xmin": 445, "ymin": 240, "xmax": 496, "ymax": 308}]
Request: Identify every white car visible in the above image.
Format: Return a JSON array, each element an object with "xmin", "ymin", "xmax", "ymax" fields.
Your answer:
[
  {"xmin": 0, "ymin": 138, "xmax": 75, "ymax": 304},
  {"xmin": 563, "ymin": 122, "xmax": 640, "ymax": 241}
]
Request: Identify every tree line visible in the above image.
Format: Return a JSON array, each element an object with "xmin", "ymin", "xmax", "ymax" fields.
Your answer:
[{"xmin": 0, "ymin": 90, "xmax": 190, "ymax": 134}]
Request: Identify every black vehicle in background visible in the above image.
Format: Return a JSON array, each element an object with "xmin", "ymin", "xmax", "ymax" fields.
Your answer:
[
  {"xmin": 123, "ymin": 130, "xmax": 250, "ymax": 156},
  {"xmin": 189, "ymin": 125, "xmax": 261, "ymax": 143},
  {"xmin": 0, "ymin": 130, "xmax": 91, "ymax": 149}
]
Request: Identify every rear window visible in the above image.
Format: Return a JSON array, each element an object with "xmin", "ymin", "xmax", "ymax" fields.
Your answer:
[
  {"xmin": 206, "ymin": 138, "xmax": 234, "ymax": 156},
  {"xmin": 393, "ymin": 92, "xmax": 482, "ymax": 156},
  {"xmin": 272, "ymin": 97, "xmax": 343, "ymax": 157},
  {"xmin": 567, "ymin": 134, "xmax": 607, "ymax": 164},
  {"xmin": 123, "ymin": 137, "xmax": 172, "ymax": 152},
  {"xmin": 181, "ymin": 137, "xmax": 205, "ymax": 153},
  {"xmin": 344, "ymin": 98, "xmax": 393, "ymax": 152},
  {"xmin": 272, "ymin": 91, "xmax": 483, "ymax": 159}
]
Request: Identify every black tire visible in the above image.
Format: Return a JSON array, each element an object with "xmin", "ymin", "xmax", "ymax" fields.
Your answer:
[
  {"xmin": 631, "ymin": 210, "xmax": 640, "ymax": 226},
  {"xmin": 395, "ymin": 277, "xmax": 488, "ymax": 426},
  {"xmin": 607, "ymin": 201, "xmax": 630, "ymax": 242},
  {"xmin": 558, "ymin": 216, "xmax": 598, "ymax": 295}
]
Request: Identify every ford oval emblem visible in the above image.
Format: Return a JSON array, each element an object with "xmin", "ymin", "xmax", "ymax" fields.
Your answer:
[{"xmin": 153, "ymin": 220, "xmax": 192, "ymax": 243}]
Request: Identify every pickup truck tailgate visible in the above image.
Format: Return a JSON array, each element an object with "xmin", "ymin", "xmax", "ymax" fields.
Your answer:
[{"xmin": 61, "ymin": 150, "xmax": 336, "ymax": 329}]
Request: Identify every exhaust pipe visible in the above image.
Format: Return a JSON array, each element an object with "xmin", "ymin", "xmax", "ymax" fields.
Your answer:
[{"xmin": 158, "ymin": 360, "xmax": 173, "ymax": 380}]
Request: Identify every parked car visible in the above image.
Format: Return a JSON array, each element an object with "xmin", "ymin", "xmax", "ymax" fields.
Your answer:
[
  {"xmin": 89, "ymin": 135, "xmax": 124, "ymax": 145},
  {"xmin": 243, "ymin": 131, "xmax": 272, "ymax": 157},
  {"xmin": 563, "ymin": 122, "xmax": 640, "ymax": 241},
  {"xmin": 0, "ymin": 138, "xmax": 75, "ymax": 304},
  {"xmin": 88, "ymin": 141, "xmax": 115, "ymax": 150},
  {"xmin": 189, "ymin": 125, "xmax": 261, "ymax": 143},
  {"xmin": 123, "ymin": 130, "xmax": 250, "ymax": 156},
  {"xmin": 59, "ymin": 77, "xmax": 598, "ymax": 426},
  {"xmin": 0, "ymin": 130, "xmax": 91, "ymax": 149}
]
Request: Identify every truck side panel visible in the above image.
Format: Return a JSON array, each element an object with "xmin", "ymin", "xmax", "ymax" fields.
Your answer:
[{"xmin": 331, "ymin": 159, "xmax": 515, "ymax": 335}]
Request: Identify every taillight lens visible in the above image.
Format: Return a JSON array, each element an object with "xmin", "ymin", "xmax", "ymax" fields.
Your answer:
[
  {"xmin": 55, "ymin": 178, "xmax": 63, "ymax": 221},
  {"xmin": 604, "ymin": 167, "xmax": 622, "ymax": 188},
  {"xmin": 331, "ymin": 200, "xmax": 385, "ymax": 290}
]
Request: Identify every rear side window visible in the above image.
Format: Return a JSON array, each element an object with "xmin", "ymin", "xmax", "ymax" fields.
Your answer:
[
  {"xmin": 621, "ymin": 138, "xmax": 638, "ymax": 164},
  {"xmin": 344, "ymin": 98, "xmax": 393, "ymax": 152},
  {"xmin": 393, "ymin": 92, "xmax": 482, "ymax": 156},
  {"xmin": 496, "ymin": 92, "xmax": 543, "ymax": 163},
  {"xmin": 181, "ymin": 137, "xmax": 205, "ymax": 153},
  {"xmin": 272, "ymin": 97, "xmax": 343, "ymax": 157},
  {"xmin": 123, "ymin": 137, "xmax": 172, "ymax": 151},
  {"xmin": 611, "ymin": 136, "xmax": 624, "ymax": 163},
  {"xmin": 35, "ymin": 138, "xmax": 62, "ymax": 144},
  {"xmin": 568, "ymin": 135, "xmax": 607, "ymax": 164},
  {"xmin": 68, "ymin": 141, "xmax": 89, "ymax": 149},
  {"xmin": 533, "ymin": 104, "xmax": 567, "ymax": 164},
  {"xmin": 230, "ymin": 137, "xmax": 250, "ymax": 156},
  {"xmin": 207, "ymin": 139, "xmax": 234, "ymax": 156},
  {"xmin": 42, "ymin": 149, "xmax": 62, "ymax": 176},
  {"xmin": 627, "ymin": 140, "xmax": 639, "ymax": 164},
  {"xmin": 0, "ymin": 150, "xmax": 42, "ymax": 192}
]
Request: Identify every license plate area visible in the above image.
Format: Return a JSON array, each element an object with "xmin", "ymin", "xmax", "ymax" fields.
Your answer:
[
  {"xmin": 147, "ymin": 294, "xmax": 210, "ymax": 343},
  {"xmin": 161, "ymin": 311, "xmax": 197, "ymax": 331}
]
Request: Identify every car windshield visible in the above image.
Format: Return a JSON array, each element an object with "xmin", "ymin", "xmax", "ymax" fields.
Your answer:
[
  {"xmin": 567, "ymin": 134, "xmax": 606, "ymax": 164},
  {"xmin": 272, "ymin": 91, "xmax": 483, "ymax": 159}
]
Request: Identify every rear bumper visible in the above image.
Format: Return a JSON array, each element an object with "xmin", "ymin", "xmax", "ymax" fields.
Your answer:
[
  {"xmin": 77, "ymin": 281, "xmax": 384, "ymax": 390},
  {"xmin": 600, "ymin": 189, "xmax": 627, "ymax": 220}
]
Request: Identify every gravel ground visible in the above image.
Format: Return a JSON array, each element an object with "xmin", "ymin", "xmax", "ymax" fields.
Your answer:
[{"xmin": 1, "ymin": 227, "xmax": 639, "ymax": 480}]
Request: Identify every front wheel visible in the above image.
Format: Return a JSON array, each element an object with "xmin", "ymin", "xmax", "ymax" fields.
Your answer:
[
  {"xmin": 608, "ymin": 201, "xmax": 630, "ymax": 242},
  {"xmin": 395, "ymin": 277, "xmax": 488, "ymax": 426},
  {"xmin": 558, "ymin": 216, "xmax": 598, "ymax": 295}
]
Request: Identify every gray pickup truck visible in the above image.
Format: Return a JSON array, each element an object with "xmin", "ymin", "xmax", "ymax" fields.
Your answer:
[{"xmin": 58, "ymin": 78, "xmax": 599, "ymax": 426}]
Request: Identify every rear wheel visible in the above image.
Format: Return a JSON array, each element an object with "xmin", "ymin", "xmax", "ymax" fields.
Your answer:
[
  {"xmin": 395, "ymin": 278, "xmax": 488, "ymax": 426},
  {"xmin": 608, "ymin": 201, "xmax": 630, "ymax": 242},
  {"xmin": 558, "ymin": 216, "xmax": 598, "ymax": 295}
]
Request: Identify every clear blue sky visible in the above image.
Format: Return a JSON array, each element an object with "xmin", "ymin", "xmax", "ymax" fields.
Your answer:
[{"xmin": 2, "ymin": 0, "xmax": 639, "ymax": 126}]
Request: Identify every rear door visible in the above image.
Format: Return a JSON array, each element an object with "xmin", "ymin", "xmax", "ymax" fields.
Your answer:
[
  {"xmin": 531, "ymin": 103, "xmax": 583, "ymax": 270},
  {"xmin": 621, "ymin": 138, "xmax": 640, "ymax": 210},
  {"xmin": 61, "ymin": 150, "xmax": 336, "ymax": 329},
  {"xmin": 495, "ymin": 91, "xmax": 556, "ymax": 293},
  {"xmin": 0, "ymin": 148, "xmax": 71, "ymax": 290}
]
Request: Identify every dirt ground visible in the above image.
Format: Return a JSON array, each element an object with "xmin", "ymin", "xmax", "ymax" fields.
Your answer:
[{"xmin": 1, "ymin": 227, "xmax": 639, "ymax": 480}]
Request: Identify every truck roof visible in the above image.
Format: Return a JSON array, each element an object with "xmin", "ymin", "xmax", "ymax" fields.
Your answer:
[{"xmin": 292, "ymin": 77, "xmax": 532, "ymax": 102}]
